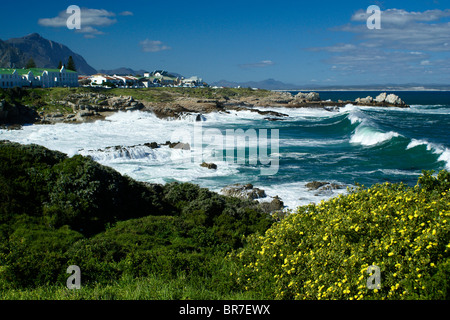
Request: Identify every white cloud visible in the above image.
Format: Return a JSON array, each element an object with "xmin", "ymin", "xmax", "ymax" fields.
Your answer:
[
  {"xmin": 351, "ymin": 8, "xmax": 450, "ymax": 25},
  {"xmin": 38, "ymin": 8, "xmax": 118, "ymax": 38},
  {"xmin": 239, "ymin": 60, "xmax": 275, "ymax": 68},
  {"xmin": 311, "ymin": 8, "xmax": 450, "ymax": 81},
  {"xmin": 119, "ymin": 11, "xmax": 134, "ymax": 16},
  {"xmin": 337, "ymin": 8, "xmax": 450, "ymax": 52},
  {"xmin": 140, "ymin": 39, "xmax": 171, "ymax": 52}
]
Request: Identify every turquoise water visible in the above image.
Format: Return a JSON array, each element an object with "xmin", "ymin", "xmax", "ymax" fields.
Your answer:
[
  {"xmin": 1, "ymin": 91, "xmax": 449, "ymax": 209},
  {"xmin": 196, "ymin": 91, "xmax": 450, "ymax": 207}
]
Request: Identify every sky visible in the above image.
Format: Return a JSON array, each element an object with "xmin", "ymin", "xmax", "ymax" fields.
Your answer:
[{"xmin": 1, "ymin": 0, "xmax": 449, "ymax": 86}]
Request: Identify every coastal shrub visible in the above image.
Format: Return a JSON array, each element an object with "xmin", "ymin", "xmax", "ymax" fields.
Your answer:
[
  {"xmin": 0, "ymin": 141, "xmax": 66, "ymax": 219},
  {"xmin": 231, "ymin": 170, "xmax": 450, "ymax": 300},
  {"xmin": 163, "ymin": 182, "xmax": 274, "ymax": 249},
  {"xmin": 1, "ymin": 224, "xmax": 83, "ymax": 288},
  {"xmin": 0, "ymin": 141, "xmax": 170, "ymax": 235},
  {"xmin": 0, "ymin": 141, "xmax": 274, "ymax": 290}
]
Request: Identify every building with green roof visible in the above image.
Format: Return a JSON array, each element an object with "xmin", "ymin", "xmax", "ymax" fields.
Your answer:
[{"xmin": 0, "ymin": 66, "xmax": 78, "ymax": 88}]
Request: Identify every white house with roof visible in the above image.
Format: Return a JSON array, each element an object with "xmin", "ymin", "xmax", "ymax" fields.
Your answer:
[
  {"xmin": 181, "ymin": 76, "xmax": 204, "ymax": 87},
  {"xmin": 0, "ymin": 69, "xmax": 25, "ymax": 88},
  {"xmin": 114, "ymin": 75, "xmax": 140, "ymax": 87},
  {"xmin": 90, "ymin": 74, "xmax": 125, "ymax": 87},
  {"xmin": 0, "ymin": 66, "xmax": 78, "ymax": 88}
]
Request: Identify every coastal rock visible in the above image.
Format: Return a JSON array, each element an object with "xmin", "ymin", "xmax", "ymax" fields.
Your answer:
[
  {"xmin": 306, "ymin": 181, "xmax": 345, "ymax": 191},
  {"xmin": 144, "ymin": 142, "xmax": 159, "ymax": 149},
  {"xmin": 0, "ymin": 99, "xmax": 39, "ymax": 125},
  {"xmin": 259, "ymin": 196, "xmax": 285, "ymax": 213},
  {"xmin": 305, "ymin": 181, "xmax": 329, "ymax": 190},
  {"xmin": 221, "ymin": 183, "xmax": 267, "ymax": 200},
  {"xmin": 294, "ymin": 92, "xmax": 321, "ymax": 102},
  {"xmin": 355, "ymin": 96, "xmax": 374, "ymax": 104},
  {"xmin": 0, "ymin": 100, "xmax": 8, "ymax": 120},
  {"xmin": 385, "ymin": 94, "xmax": 404, "ymax": 105},
  {"xmin": 375, "ymin": 93, "xmax": 387, "ymax": 103},
  {"xmin": 200, "ymin": 162, "xmax": 217, "ymax": 170},
  {"xmin": 163, "ymin": 141, "xmax": 191, "ymax": 150},
  {"xmin": 355, "ymin": 92, "xmax": 406, "ymax": 107}
]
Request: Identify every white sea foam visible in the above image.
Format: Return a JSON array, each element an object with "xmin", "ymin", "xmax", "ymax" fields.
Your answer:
[
  {"xmin": 339, "ymin": 106, "xmax": 402, "ymax": 146},
  {"xmin": 407, "ymin": 139, "xmax": 450, "ymax": 170},
  {"xmin": 350, "ymin": 126, "xmax": 401, "ymax": 146},
  {"xmin": 280, "ymin": 138, "xmax": 347, "ymax": 147},
  {"xmin": 260, "ymin": 181, "xmax": 349, "ymax": 210},
  {"xmin": 260, "ymin": 106, "xmax": 339, "ymax": 119}
]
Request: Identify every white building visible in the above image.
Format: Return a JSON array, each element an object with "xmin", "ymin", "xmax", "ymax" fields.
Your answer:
[
  {"xmin": 90, "ymin": 74, "xmax": 128, "ymax": 87},
  {"xmin": 181, "ymin": 76, "xmax": 204, "ymax": 87},
  {"xmin": 0, "ymin": 66, "xmax": 78, "ymax": 88},
  {"xmin": 0, "ymin": 69, "xmax": 26, "ymax": 88}
]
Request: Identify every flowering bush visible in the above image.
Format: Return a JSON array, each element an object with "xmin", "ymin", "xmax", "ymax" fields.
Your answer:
[{"xmin": 231, "ymin": 170, "xmax": 450, "ymax": 300}]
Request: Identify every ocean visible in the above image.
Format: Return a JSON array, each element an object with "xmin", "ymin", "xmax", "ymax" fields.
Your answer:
[{"xmin": 1, "ymin": 91, "xmax": 449, "ymax": 210}]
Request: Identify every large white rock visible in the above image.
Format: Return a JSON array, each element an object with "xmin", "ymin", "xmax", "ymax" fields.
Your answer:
[
  {"xmin": 295, "ymin": 92, "xmax": 321, "ymax": 101},
  {"xmin": 385, "ymin": 94, "xmax": 404, "ymax": 105},
  {"xmin": 375, "ymin": 92, "xmax": 387, "ymax": 102},
  {"xmin": 356, "ymin": 96, "xmax": 374, "ymax": 104}
]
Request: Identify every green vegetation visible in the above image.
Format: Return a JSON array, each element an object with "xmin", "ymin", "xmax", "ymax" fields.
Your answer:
[
  {"xmin": 1, "ymin": 86, "xmax": 272, "ymax": 106},
  {"xmin": 66, "ymin": 56, "xmax": 76, "ymax": 72},
  {"xmin": 231, "ymin": 171, "xmax": 450, "ymax": 300},
  {"xmin": 0, "ymin": 140, "xmax": 448, "ymax": 300},
  {"xmin": 1, "ymin": 86, "xmax": 273, "ymax": 119},
  {"xmin": 0, "ymin": 141, "xmax": 272, "ymax": 298},
  {"xmin": 25, "ymin": 58, "xmax": 36, "ymax": 69}
]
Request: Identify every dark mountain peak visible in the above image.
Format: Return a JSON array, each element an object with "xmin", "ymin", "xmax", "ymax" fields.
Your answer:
[
  {"xmin": 24, "ymin": 33, "xmax": 43, "ymax": 39},
  {"xmin": 1, "ymin": 34, "xmax": 97, "ymax": 75}
]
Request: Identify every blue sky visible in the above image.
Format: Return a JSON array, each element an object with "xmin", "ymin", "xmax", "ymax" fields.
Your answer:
[{"xmin": 1, "ymin": 0, "xmax": 449, "ymax": 85}]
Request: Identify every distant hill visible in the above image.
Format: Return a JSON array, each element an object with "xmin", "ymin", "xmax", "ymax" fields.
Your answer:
[
  {"xmin": 0, "ymin": 33, "xmax": 97, "ymax": 75},
  {"xmin": 211, "ymin": 78, "xmax": 301, "ymax": 90},
  {"xmin": 97, "ymin": 67, "xmax": 149, "ymax": 76},
  {"xmin": 211, "ymin": 79, "xmax": 450, "ymax": 91}
]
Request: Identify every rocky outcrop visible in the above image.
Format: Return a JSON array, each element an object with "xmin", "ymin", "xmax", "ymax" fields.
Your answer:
[
  {"xmin": 162, "ymin": 141, "xmax": 191, "ymax": 150},
  {"xmin": 0, "ymin": 87, "xmax": 411, "ymax": 126},
  {"xmin": 82, "ymin": 141, "xmax": 190, "ymax": 155},
  {"xmin": 200, "ymin": 162, "xmax": 217, "ymax": 170},
  {"xmin": 355, "ymin": 92, "xmax": 407, "ymax": 107},
  {"xmin": 144, "ymin": 98, "xmax": 226, "ymax": 119},
  {"xmin": 0, "ymin": 99, "xmax": 40, "ymax": 125},
  {"xmin": 221, "ymin": 183, "xmax": 267, "ymax": 200},
  {"xmin": 306, "ymin": 181, "xmax": 345, "ymax": 191},
  {"xmin": 259, "ymin": 196, "xmax": 285, "ymax": 213},
  {"xmin": 293, "ymin": 91, "xmax": 321, "ymax": 102},
  {"xmin": 305, "ymin": 181, "xmax": 346, "ymax": 196}
]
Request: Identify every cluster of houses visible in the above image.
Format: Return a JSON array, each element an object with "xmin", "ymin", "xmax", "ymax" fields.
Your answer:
[
  {"xmin": 0, "ymin": 67, "xmax": 206, "ymax": 89},
  {"xmin": 83, "ymin": 71, "xmax": 207, "ymax": 88},
  {"xmin": 0, "ymin": 66, "xmax": 79, "ymax": 89}
]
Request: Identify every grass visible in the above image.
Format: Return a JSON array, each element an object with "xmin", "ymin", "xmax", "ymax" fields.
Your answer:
[
  {"xmin": 0, "ymin": 274, "xmax": 261, "ymax": 300},
  {"xmin": 1, "ymin": 86, "xmax": 274, "ymax": 108}
]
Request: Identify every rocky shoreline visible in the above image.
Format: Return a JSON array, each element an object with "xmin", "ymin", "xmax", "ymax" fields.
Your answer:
[{"xmin": 0, "ymin": 89, "xmax": 409, "ymax": 127}]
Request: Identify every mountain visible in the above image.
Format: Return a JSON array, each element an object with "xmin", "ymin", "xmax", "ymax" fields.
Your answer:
[
  {"xmin": 97, "ymin": 67, "xmax": 149, "ymax": 76},
  {"xmin": 0, "ymin": 33, "xmax": 97, "ymax": 75},
  {"xmin": 0, "ymin": 39, "xmax": 28, "ymax": 68},
  {"xmin": 211, "ymin": 78, "xmax": 301, "ymax": 90}
]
